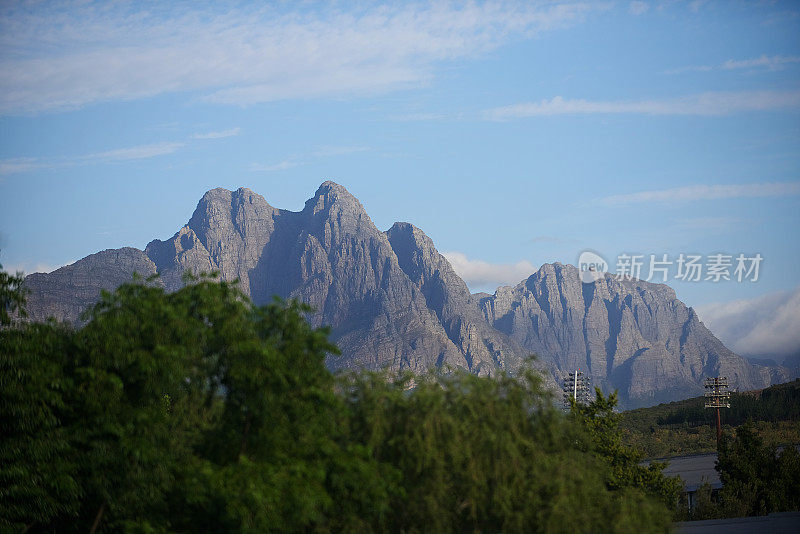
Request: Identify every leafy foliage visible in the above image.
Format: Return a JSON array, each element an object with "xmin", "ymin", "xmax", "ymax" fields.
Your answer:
[
  {"xmin": 620, "ymin": 381, "xmax": 800, "ymax": 458},
  {"xmin": 0, "ymin": 260, "xmax": 27, "ymax": 325},
  {"xmin": 0, "ymin": 322, "xmax": 81, "ymax": 528},
  {"xmin": 1, "ymin": 269, "xmax": 678, "ymax": 532},
  {"xmin": 715, "ymin": 422, "xmax": 800, "ymax": 517},
  {"xmin": 569, "ymin": 389, "xmax": 682, "ymax": 512},
  {"xmin": 655, "ymin": 381, "xmax": 800, "ymax": 427}
]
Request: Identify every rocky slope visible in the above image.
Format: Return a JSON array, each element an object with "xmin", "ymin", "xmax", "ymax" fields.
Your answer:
[
  {"xmin": 478, "ymin": 263, "xmax": 785, "ymax": 408},
  {"xmin": 24, "ymin": 247, "xmax": 161, "ymax": 322},
  {"xmin": 26, "ymin": 183, "xmax": 526, "ymax": 377},
  {"xmin": 21, "ymin": 183, "xmax": 785, "ymax": 407}
]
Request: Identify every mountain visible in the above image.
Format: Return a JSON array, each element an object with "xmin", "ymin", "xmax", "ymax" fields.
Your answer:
[
  {"xmin": 478, "ymin": 263, "xmax": 786, "ymax": 407},
  {"xmin": 25, "ymin": 183, "xmax": 527, "ymax": 378},
  {"xmin": 24, "ymin": 247, "xmax": 162, "ymax": 321},
  {"xmin": 22, "ymin": 183, "xmax": 786, "ymax": 407}
]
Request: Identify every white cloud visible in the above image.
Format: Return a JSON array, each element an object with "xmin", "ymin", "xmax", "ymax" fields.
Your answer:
[
  {"xmin": 721, "ymin": 55, "xmax": 800, "ymax": 70},
  {"xmin": 597, "ymin": 182, "xmax": 800, "ymax": 206},
  {"xmin": 1, "ymin": 260, "xmax": 73, "ymax": 275},
  {"xmin": 81, "ymin": 142, "xmax": 185, "ymax": 162},
  {"xmin": 0, "ymin": 2, "xmax": 594, "ymax": 115},
  {"xmin": 485, "ymin": 90, "xmax": 800, "ymax": 119},
  {"xmin": 666, "ymin": 55, "xmax": 800, "ymax": 74},
  {"xmin": 696, "ymin": 287, "xmax": 800, "ymax": 357},
  {"xmin": 0, "ymin": 142, "xmax": 185, "ymax": 176},
  {"xmin": 192, "ymin": 127, "xmax": 241, "ymax": 139},
  {"xmin": 443, "ymin": 251, "xmax": 536, "ymax": 290},
  {"xmin": 629, "ymin": 2, "xmax": 649, "ymax": 16},
  {"xmin": 0, "ymin": 157, "xmax": 47, "ymax": 176},
  {"xmin": 689, "ymin": 0, "xmax": 711, "ymax": 13},
  {"xmin": 250, "ymin": 160, "xmax": 298, "ymax": 172}
]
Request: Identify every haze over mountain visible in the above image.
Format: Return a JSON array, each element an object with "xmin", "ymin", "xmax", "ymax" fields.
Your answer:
[{"xmin": 22, "ymin": 183, "xmax": 788, "ymax": 408}]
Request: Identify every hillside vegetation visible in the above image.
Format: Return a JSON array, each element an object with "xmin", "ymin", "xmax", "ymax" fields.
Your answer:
[{"xmin": 620, "ymin": 379, "xmax": 800, "ymax": 458}]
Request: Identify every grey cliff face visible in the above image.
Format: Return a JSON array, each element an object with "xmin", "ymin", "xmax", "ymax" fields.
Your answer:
[
  {"xmin": 386, "ymin": 222, "xmax": 529, "ymax": 375},
  {"xmin": 21, "ymin": 183, "xmax": 785, "ymax": 406},
  {"xmin": 144, "ymin": 187, "xmax": 279, "ymax": 293},
  {"xmin": 24, "ymin": 183, "xmax": 523, "ymax": 377},
  {"xmin": 24, "ymin": 247, "xmax": 161, "ymax": 324},
  {"xmin": 478, "ymin": 262, "xmax": 785, "ymax": 408}
]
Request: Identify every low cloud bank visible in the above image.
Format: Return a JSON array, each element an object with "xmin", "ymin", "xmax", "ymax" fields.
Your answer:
[
  {"xmin": 696, "ymin": 286, "xmax": 800, "ymax": 358},
  {"xmin": 443, "ymin": 251, "xmax": 535, "ymax": 292}
]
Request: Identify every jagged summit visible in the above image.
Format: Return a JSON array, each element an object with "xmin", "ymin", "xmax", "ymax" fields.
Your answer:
[
  {"xmin": 20, "ymin": 183, "xmax": 787, "ymax": 407},
  {"xmin": 317, "ymin": 180, "xmax": 352, "ymax": 196},
  {"xmin": 304, "ymin": 180, "xmax": 365, "ymax": 218},
  {"xmin": 479, "ymin": 260, "xmax": 782, "ymax": 407}
]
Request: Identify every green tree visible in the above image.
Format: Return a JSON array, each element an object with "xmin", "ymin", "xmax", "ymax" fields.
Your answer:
[
  {"xmin": 167, "ymin": 289, "xmax": 381, "ymax": 532},
  {"xmin": 570, "ymin": 389, "xmax": 682, "ymax": 512},
  {"xmin": 716, "ymin": 423, "xmax": 772, "ymax": 516},
  {"xmin": 0, "ymin": 322, "xmax": 82, "ymax": 531},
  {"xmin": 1, "ymin": 267, "xmax": 683, "ymax": 532},
  {"xmin": 341, "ymin": 369, "xmax": 675, "ymax": 533},
  {"xmin": 0, "ymin": 260, "xmax": 26, "ymax": 325},
  {"xmin": 716, "ymin": 422, "xmax": 800, "ymax": 517},
  {"xmin": 1, "ymin": 273, "xmax": 361, "ymax": 532}
]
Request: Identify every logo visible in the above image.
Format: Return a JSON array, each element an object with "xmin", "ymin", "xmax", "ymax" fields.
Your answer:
[{"xmin": 578, "ymin": 250, "xmax": 608, "ymax": 283}]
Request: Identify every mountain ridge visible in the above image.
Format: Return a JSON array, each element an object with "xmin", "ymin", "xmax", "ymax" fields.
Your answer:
[{"xmin": 21, "ymin": 182, "xmax": 787, "ymax": 407}]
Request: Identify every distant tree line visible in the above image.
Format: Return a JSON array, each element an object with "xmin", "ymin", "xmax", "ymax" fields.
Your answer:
[
  {"xmin": 680, "ymin": 422, "xmax": 800, "ymax": 520},
  {"xmin": 1, "ymin": 267, "xmax": 681, "ymax": 532},
  {"xmin": 656, "ymin": 383, "xmax": 800, "ymax": 428}
]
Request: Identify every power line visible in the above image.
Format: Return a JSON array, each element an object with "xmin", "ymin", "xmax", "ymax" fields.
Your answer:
[{"xmin": 704, "ymin": 376, "xmax": 730, "ymax": 445}]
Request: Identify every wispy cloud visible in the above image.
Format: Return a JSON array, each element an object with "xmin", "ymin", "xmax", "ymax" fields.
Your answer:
[
  {"xmin": 192, "ymin": 127, "xmax": 241, "ymax": 139},
  {"xmin": 0, "ymin": 157, "xmax": 49, "ymax": 176},
  {"xmin": 628, "ymin": 2, "xmax": 649, "ymax": 16},
  {"xmin": 80, "ymin": 142, "xmax": 185, "ymax": 162},
  {"xmin": 251, "ymin": 145, "xmax": 371, "ymax": 173},
  {"xmin": 670, "ymin": 217, "xmax": 743, "ymax": 232},
  {"xmin": 689, "ymin": 0, "xmax": 711, "ymax": 13},
  {"xmin": 0, "ymin": 2, "xmax": 595, "ymax": 115},
  {"xmin": 0, "ymin": 142, "xmax": 185, "ymax": 176},
  {"xmin": 696, "ymin": 286, "xmax": 800, "ymax": 357},
  {"xmin": 443, "ymin": 251, "xmax": 535, "ymax": 290},
  {"xmin": 666, "ymin": 55, "xmax": 800, "ymax": 74},
  {"xmin": 250, "ymin": 160, "xmax": 298, "ymax": 172},
  {"xmin": 597, "ymin": 182, "xmax": 800, "ymax": 206},
  {"xmin": 486, "ymin": 90, "xmax": 800, "ymax": 119}
]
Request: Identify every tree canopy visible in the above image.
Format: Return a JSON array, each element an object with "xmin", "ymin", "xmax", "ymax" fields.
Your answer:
[{"xmin": 1, "ymin": 271, "xmax": 678, "ymax": 532}]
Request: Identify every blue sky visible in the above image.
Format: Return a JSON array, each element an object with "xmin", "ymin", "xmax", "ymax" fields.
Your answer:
[{"xmin": 1, "ymin": 1, "xmax": 799, "ymax": 355}]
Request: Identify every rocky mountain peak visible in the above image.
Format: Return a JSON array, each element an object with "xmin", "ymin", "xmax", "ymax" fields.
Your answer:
[
  {"xmin": 300, "ymin": 181, "xmax": 374, "ymax": 249},
  {"xmin": 187, "ymin": 187, "xmax": 274, "ymax": 239},
  {"xmin": 143, "ymin": 186, "xmax": 278, "ymax": 291},
  {"xmin": 386, "ymin": 222, "xmax": 435, "ymax": 281},
  {"xmin": 481, "ymin": 260, "xmax": 783, "ymax": 408},
  {"xmin": 20, "ymin": 183, "xmax": 787, "ymax": 407},
  {"xmin": 304, "ymin": 181, "xmax": 363, "ymax": 216},
  {"xmin": 386, "ymin": 221, "xmax": 476, "ymax": 306}
]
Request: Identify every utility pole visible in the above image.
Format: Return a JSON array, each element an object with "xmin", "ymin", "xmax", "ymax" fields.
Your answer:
[
  {"xmin": 704, "ymin": 377, "xmax": 730, "ymax": 446},
  {"xmin": 563, "ymin": 370, "xmax": 591, "ymax": 408}
]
